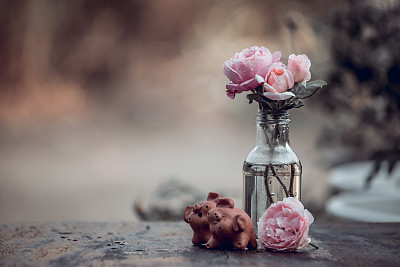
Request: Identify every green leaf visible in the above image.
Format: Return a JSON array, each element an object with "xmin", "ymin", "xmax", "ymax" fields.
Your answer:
[
  {"xmin": 274, "ymin": 97, "xmax": 304, "ymax": 111},
  {"xmin": 246, "ymin": 93, "xmax": 271, "ymax": 105},
  {"xmin": 293, "ymin": 101, "xmax": 304, "ymax": 109},
  {"xmin": 296, "ymin": 80, "xmax": 327, "ymax": 99},
  {"xmin": 290, "ymin": 83, "xmax": 306, "ymax": 96},
  {"xmin": 285, "ymin": 99, "xmax": 304, "ymax": 109}
]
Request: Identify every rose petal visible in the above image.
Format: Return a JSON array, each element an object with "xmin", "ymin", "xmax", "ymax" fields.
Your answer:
[
  {"xmin": 304, "ymin": 209, "xmax": 314, "ymax": 225},
  {"xmin": 234, "ymin": 60, "xmax": 255, "ymax": 81},
  {"xmin": 272, "ymin": 51, "xmax": 281, "ymax": 63},
  {"xmin": 283, "ymin": 197, "xmax": 305, "ymax": 212},
  {"xmin": 255, "ymin": 74, "xmax": 265, "ymax": 84},
  {"xmin": 263, "ymin": 91, "xmax": 295, "ymax": 100},
  {"xmin": 242, "ymin": 77, "xmax": 262, "ymax": 90},
  {"xmin": 226, "ymin": 90, "xmax": 236, "ymax": 99},
  {"xmin": 263, "ymin": 83, "xmax": 278, "ymax": 93},
  {"xmin": 226, "ymin": 77, "xmax": 262, "ymax": 99},
  {"xmin": 222, "ymin": 61, "xmax": 244, "ymax": 84}
]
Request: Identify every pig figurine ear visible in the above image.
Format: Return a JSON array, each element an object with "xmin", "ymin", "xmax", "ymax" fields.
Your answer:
[
  {"xmin": 232, "ymin": 214, "xmax": 246, "ymax": 233},
  {"xmin": 183, "ymin": 205, "xmax": 194, "ymax": 223},
  {"xmin": 207, "ymin": 192, "xmax": 222, "ymax": 202},
  {"xmin": 216, "ymin": 198, "xmax": 235, "ymax": 209}
]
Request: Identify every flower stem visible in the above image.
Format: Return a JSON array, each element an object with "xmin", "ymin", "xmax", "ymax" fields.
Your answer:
[
  {"xmin": 289, "ymin": 164, "xmax": 295, "ymax": 197},
  {"xmin": 269, "ymin": 164, "xmax": 289, "ymax": 197},
  {"xmin": 264, "ymin": 168, "xmax": 274, "ymax": 205}
]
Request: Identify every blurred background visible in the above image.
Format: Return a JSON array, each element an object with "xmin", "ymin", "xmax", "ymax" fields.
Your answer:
[{"xmin": 0, "ymin": 0, "xmax": 399, "ymax": 224}]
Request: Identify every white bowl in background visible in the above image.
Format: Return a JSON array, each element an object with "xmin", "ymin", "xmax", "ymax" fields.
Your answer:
[{"xmin": 326, "ymin": 161, "xmax": 400, "ymax": 222}]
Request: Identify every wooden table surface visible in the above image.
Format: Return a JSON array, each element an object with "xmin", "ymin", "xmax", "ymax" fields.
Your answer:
[{"xmin": 1, "ymin": 221, "xmax": 399, "ymax": 266}]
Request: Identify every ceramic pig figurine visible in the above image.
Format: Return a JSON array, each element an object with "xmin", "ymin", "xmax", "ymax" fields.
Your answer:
[
  {"xmin": 183, "ymin": 192, "xmax": 222, "ymax": 245},
  {"xmin": 206, "ymin": 197, "xmax": 257, "ymax": 250}
]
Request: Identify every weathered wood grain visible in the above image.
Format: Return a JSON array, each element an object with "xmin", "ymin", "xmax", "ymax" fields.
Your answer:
[{"xmin": 0, "ymin": 221, "xmax": 399, "ymax": 266}]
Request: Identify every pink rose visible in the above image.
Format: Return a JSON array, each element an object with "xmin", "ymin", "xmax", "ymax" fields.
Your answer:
[
  {"xmin": 256, "ymin": 63, "xmax": 295, "ymax": 101},
  {"xmin": 257, "ymin": 197, "xmax": 314, "ymax": 252},
  {"xmin": 287, "ymin": 54, "xmax": 311, "ymax": 83},
  {"xmin": 223, "ymin": 46, "xmax": 281, "ymax": 99}
]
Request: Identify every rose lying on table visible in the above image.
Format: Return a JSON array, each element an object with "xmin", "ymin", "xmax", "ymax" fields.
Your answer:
[{"xmin": 258, "ymin": 197, "xmax": 314, "ymax": 252}]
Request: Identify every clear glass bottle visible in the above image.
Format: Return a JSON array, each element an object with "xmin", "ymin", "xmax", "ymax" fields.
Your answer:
[{"xmin": 243, "ymin": 109, "xmax": 302, "ymax": 232}]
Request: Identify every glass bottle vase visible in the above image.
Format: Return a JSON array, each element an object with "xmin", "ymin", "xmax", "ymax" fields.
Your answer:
[{"xmin": 243, "ymin": 109, "xmax": 302, "ymax": 232}]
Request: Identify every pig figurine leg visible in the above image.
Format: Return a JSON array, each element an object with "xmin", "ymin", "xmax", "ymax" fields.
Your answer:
[
  {"xmin": 233, "ymin": 235, "xmax": 249, "ymax": 250},
  {"xmin": 233, "ymin": 233, "xmax": 257, "ymax": 250},
  {"xmin": 248, "ymin": 232, "xmax": 258, "ymax": 249},
  {"xmin": 206, "ymin": 236, "xmax": 221, "ymax": 249},
  {"xmin": 192, "ymin": 232, "xmax": 205, "ymax": 245}
]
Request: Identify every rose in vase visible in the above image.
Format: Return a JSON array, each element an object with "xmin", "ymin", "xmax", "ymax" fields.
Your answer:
[
  {"xmin": 223, "ymin": 46, "xmax": 281, "ymax": 99},
  {"xmin": 222, "ymin": 46, "xmax": 327, "ymax": 111},
  {"xmin": 287, "ymin": 54, "xmax": 312, "ymax": 84},
  {"xmin": 255, "ymin": 62, "xmax": 295, "ymax": 101}
]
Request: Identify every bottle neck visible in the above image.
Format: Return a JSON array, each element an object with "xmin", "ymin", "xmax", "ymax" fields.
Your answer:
[{"xmin": 256, "ymin": 109, "xmax": 290, "ymax": 147}]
